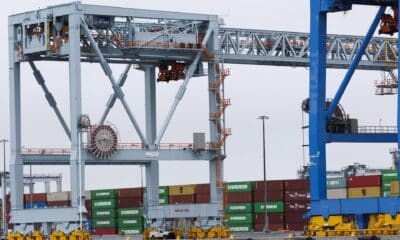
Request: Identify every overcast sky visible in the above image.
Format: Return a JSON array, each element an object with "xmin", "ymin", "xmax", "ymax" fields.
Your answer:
[{"xmin": 0, "ymin": 1, "xmax": 397, "ymax": 192}]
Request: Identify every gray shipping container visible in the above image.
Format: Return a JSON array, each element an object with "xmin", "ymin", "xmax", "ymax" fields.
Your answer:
[
  {"xmin": 327, "ymin": 177, "xmax": 346, "ymax": 189},
  {"xmin": 327, "ymin": 188, "xmax": 347, "ymax": 199}
]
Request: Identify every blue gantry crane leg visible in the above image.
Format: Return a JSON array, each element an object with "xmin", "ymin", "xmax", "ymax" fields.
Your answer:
[{"xmin": 306, "ymin": 0, "xmax": 400, "ymax": 237}]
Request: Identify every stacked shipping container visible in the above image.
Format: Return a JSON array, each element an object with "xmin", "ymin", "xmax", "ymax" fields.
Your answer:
[
  {"xmin": 225, "ymin": 181, "xmax": 254, "ymax": 232},
  {"xmin": 253, "ymin": 180, "xmax": 285, "ymax": 231},
  {"xmin": 8, "ymin": 171, "xmax": 400, "ymax": 235},
  {"xmin": 327, "ymin": 177, "xmax": 347, "ymax": 199},
  {"xmin": 347, "ymin": 175, "xmax": 381, "ymax": 198},
  {"xmin": 381, "ymin": 170, "xmax": 398, "ymax": 197},
  {"xmin": 284, "ymin": 179, "xmax": 310, "ymax": 231},
  {"xmin": 91, "ymin": 189, "xmax": 118, "ymax": 235},
  {"xmin": 169, "ymin": 185, "xmax": 196, "ymax": 204},
  {"xmin": 117, "ymin": 188, "xmax": 144, "ymax": 234}
]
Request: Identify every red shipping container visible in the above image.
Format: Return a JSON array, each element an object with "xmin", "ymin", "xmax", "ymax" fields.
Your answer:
[
  {"xmin": 24, "ymin": 193, "xmax": 47, "ymax": 202},
  {"xmin": 285, "ymin": 200, "xmax": 310, "ymax": 212},
  {"xmin": 285, "ymin": 180, "xmax": 310, "ymax": 191},
  {"xmin": 254, "ymin": 191, "xmax": 283, "ymax": 202},
  {"xmin": 285, "ymin": 211, "xmax": 308, "ymax": 224},
  {"xmin": 254, "ymin": 223, "xmax": 284, "ymax": 232},
  {"xmin": 285, "ymin": 190, "xmax": 310, "ymax": 201},
  {"xmin": 92, "ymin": 228, "xmax": 117, "ymax": 235},
  {"xmin": 196, "ymin": 184, "xmax": 210, "ymax": 194},
  {"xmin": 47, "ymin": 201, "xmax": 71, "ymax": 207},
  {"xmin": 118, "ymin": 197, "xmax": 142, "ymax": 208},
  {"xmin": 195, "ymin": 194, "xmax": 210, "ymax": 203},
  {"xmin": 254, "ymin": 180, "xmax": 285, "ymax": 192},
  {"xmin": 254, "ymin": 213, "xmax": 284, "ymax": 224},
  {"xmin": 226, "ymin": 192, "xmax": 253, "ymax": 203},
  {"xmin": 348, "ymin": 175, "xmax": 381, "ymax": 188},
  {"xmin": 85, "ymin": 200, "xmax": 91, "ymax": 210},
  {"xmin": 169, "ymin": 195, "xmax": 195, "ymax": 204},
  {"xmin": 285, "ymin": 223, "xmax": 307, "ymax": 231},
  {"xmin": 85, "ymin": 209, "xmax": 92, "ymax": 218},
  {"xmin": 118, "ymin": 188, "xmax": 142, "ymax": 198}
]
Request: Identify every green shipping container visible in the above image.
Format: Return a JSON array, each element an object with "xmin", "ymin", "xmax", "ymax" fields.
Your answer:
[
  {"xmin": 226, "ymin": 203, "xmax": 253, "ymax": 213},
  {"xmin": 144, "ymin": 186, "xmax": 169, "ymax": 196},
  {"xmin": 227, "ymin": 213, "xmax": 253, "ymax": 224},
  {"xmin": 159, "ymin": 196, "xmax": 169, "ymax": 205},
  {"xmin": 118, "ymin": 208, "xmax": 142, "ymax": 217},
  {"xmin": 228, "ymin": 224, "xmax": 253, "ymax": 232},
  {"xmin": 226, "ymin": 181, "xmax": 253, "ymax": 193},
  {"xmin": 92, "ymin": 199, "xmax": 116, "ymax": 209},
  {"xmin": 93, "ymin": 208, "xmax": 116, "ymax": 218},
  {"xmin": 118, "ymin": 217, "xmax": 143, "ymax": 227},
  {"xmin": 382, "ymin": 181, "xmax": 391, "ymax": 191},
  {"xmin": 381, "ymin": 170, "xmax": 398, "ymax": 181},
  {"xmin": 159, "ymin": 186, "xmax": 169, "ymax": 196},
  {"xmin": 92, "ymin": 218, "xmax": 117, "ymax": 228},
  {"xmin": 118, "ymin": 227, "xmax": 143, "ymax": 235},
  {"xmin": 327, "ymin": 177, "xmax": 346, "ymax": 189},
  {"xmin": 254, "ymin": 202, "xmax": 284, "ymax": 213},
  {"xmin": 382, "ymin": 191, "xmax": 391, "ymax": 197},
  {"xmin": 91, "ymin": 189, "xmax": 117, "ymax": 200}
]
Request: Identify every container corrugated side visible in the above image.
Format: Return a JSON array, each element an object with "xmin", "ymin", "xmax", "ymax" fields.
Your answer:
[
  {"xmin": 91, "ymin": 189, "xmax": 117, "ymax": 200},
  {"xmin": 254, "ymin": 202, "xmax": 284, "ymax": 213},
  {"xmin": 348, "ymin": 186, "xmax": 381, "ymax": 198},
  {"xmin": 168, "ymin": 185, "xmax": 196, "ymax": 196},
  {"xmin": 92, "ymin": 199, "xmax": 116, "ymax": 209},
  {"xmin": 226, "ymin": 181, "xmax": 253, "ymax": 193}
]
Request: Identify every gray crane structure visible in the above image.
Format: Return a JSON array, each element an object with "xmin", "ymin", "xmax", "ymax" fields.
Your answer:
[{"xmin": 8, "ymin": 2, "xmax": 398, "ymax": 234}]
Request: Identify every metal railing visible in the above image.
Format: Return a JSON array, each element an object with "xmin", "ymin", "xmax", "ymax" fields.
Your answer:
[
  {"xmin": 358, "ymin": 125, "xmax": 397, "ymax": 134},
  {"xmin": 21, "ymin": 142, "xmax": 214, "ymax": 155}
]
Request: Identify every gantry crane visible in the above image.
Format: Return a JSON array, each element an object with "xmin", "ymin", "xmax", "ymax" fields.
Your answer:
[{"xmin": 7, "ymin": 2, "xmax": 399, "ymax": 239}]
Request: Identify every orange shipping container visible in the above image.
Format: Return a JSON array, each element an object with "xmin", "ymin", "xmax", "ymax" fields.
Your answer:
[
  {"xmin": 169, "ymin": 185, "xmax": 196, "ymax": 196},
  {"xmin": 390, "ymin": 181, "xmax": 399, "ymax": 196},
  {"xmin": 347, "ymin": 186, "xmax": 381, "ymax": 198}
]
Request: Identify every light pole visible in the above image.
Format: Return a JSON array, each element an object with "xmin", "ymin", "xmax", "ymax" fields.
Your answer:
[
  {"xmin": 257, "ymin": 116, "xmax": 269, "ymax": 233},
  {"xmin": 0, "ymin": 139, "xmax": 8, "ymax": 236}
]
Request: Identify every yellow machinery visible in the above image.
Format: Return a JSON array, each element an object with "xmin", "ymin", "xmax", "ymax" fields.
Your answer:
[
  {"xmin": 69, "ymin": 230, "xmax": 92, "ymax": 240},
  {"xmin": 306, "ymin": 215, "xmax": 358, "ymax": 237},
  {"xmin": 25, "ymin": 231, "xmax": 45, "ymax": 240},
  {"xmin": 49, "ymin": 231, "xmax": 68, "ymax": 240},
  {"xmin": 365, "ymin": 214, "xmax": 400, "ymax": 235},
  {"xmin": 207, "ymin": 226, "xmax": 230, "ymax": 239},
  {"xmin": 142, "ymin": 228, "xmax": 156, "ymax": 240},
  {"xmin": 7, "ymin": 232, "xmax": 25, "ymax": 240},
  {"xmin": 186, "ymin": 227, "xmax": 207, "ymax": 239}
]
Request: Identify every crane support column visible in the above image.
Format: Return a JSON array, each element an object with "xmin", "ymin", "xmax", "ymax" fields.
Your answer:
[
  {"xmin": 309, "ymin": 0, "xmax": 328, "ymax": 202},
  {"xmin": 9, "ymin": 23, "xmax": 23, "ymax": 212},
  {"xmin": 69, "ymin": 11, "xmax": 83, "ymax": 209},
  {"xmin": 144, "ymin": 65, "xmax": 159, "ymax": 212}
]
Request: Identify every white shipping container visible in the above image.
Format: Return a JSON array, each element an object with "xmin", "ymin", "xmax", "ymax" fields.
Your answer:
[
  {"xmin": 327, "ymin": 188, "xmax": 347, "ymax": 199},
  {"xmin": 47, "ymin": 191, "xmax": 70, "ymax": 202}
]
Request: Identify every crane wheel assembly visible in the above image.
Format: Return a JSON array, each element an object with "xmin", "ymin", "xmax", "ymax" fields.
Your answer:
[
  {"xmin": 187, "ymin": 227, "xmax": 207, "ymax": 239},
  {"xmin": 306, "ymin": 214, "xmax": 400, "ymax": 237},
  {"xmin": 69, "ymin": 230, "xmax": 92, "ymax": 240},
  {"xmin": 7, "ymin": 232, "xmax": 25, "ymax": 240},
  {"xmin": 25, "ymin": 231, "xmax": 45, "ymax": 240}
]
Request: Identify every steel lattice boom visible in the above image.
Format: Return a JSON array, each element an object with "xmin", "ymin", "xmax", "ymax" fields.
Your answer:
[{"xmin": 219, "ymin": 28, "xmax": 397, "ymax": 70}]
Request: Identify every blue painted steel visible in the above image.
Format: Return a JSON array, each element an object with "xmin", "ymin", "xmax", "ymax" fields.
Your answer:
[
  {"xmin": 398, "ymin": 0, "xmax": 400, "ymax": 182},
  {"xmin": 379, "ymin": 197, "xmax": 400, "ymax": 216},
  {"xmin": 326, "ymin": 6, "xmax": 386, "ymax": 120},
  {"xmin": 321, "ymin": 0, "xmax": 352, "ymax": 12},
  {"xmin": 341, "ymin": 198, "xmax": 379, "ymax": 214},
  {"xmin": 326, "ymin": 133, "xmax": 397, "ymax": 143},
  {"xmin": 25, "ymin": 202, "xmax": 46, "ymax": 209},
  {"xmin": 309, "ymin": 0, "xmax": 328, "ymax": 202},
  {"xmin": 354, "ymin": 214, "xmax": 369, "ymax": 230},
  {"xmin": 305, "ymin": 200, "xmax": 341, "ymax": 218}
]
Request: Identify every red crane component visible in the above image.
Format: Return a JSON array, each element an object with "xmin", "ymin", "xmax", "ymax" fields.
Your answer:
[
  {"xmin": 90, "ymin": 125, "xmax": 118, "ymax": 160},
  {"xmin": 379, "ymin": 7, "xmax": 398, "ymax": 35},
  {"xmin": 157, "ymin": 62, "xmax": 186, "ymax": 82}
]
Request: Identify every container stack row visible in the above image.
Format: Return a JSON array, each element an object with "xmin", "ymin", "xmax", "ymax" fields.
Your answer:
[{"xmin": 4, "ymin": 171, "xmax": 400, "ymax": 235}]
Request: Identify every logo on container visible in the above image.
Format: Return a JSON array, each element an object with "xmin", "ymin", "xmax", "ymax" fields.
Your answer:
[{"xmin": 228, "ymin": 184, "xmax": 248, "ymax": 190}]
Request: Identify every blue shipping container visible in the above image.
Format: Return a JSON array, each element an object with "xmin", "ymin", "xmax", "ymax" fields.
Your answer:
[{"xmin": 25, "ymin": 202, "xmax": 46, "ymax": 209}]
